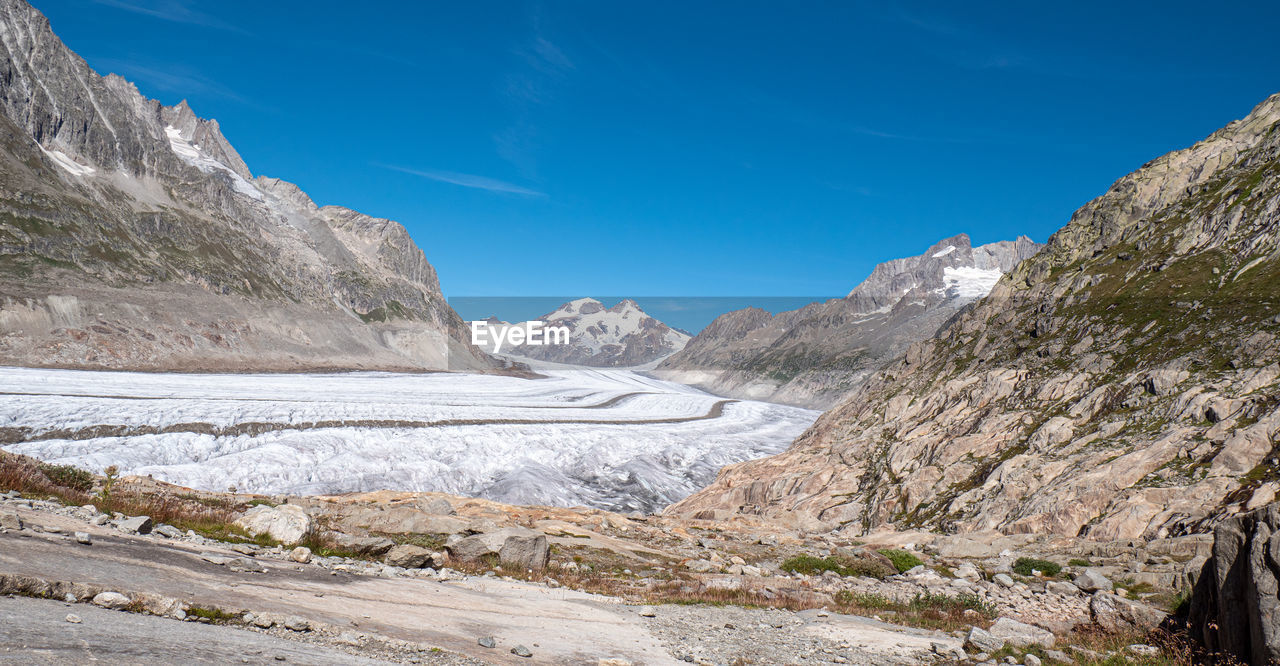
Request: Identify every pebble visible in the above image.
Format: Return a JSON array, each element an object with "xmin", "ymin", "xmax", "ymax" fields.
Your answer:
[
  {"xmin": 65, "ymin": 614, "xmax": 81, "ymax": 624},
  {"xmin": 477, "ymin": 636, "xmax": 496, "ymax": 648},
  {"xmin": 74, "ymin": 531, "xmax": 91, "ymax": 545}
]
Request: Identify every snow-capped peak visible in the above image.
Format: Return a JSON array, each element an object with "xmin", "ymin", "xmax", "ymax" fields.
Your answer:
[{"xmin": 473, "ymin": 298, "xmax": 690, "ymax": 367}]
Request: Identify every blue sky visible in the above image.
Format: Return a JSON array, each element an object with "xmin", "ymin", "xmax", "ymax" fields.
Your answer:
[{"xmin": 37, "ymin": 1, "xmax": 1280, "ymax": 298}]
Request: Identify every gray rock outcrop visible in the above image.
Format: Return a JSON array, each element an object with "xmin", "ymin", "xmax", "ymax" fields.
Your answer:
[{"xmin": 1189, "ymin": 502, "xmax": 1280, "ymax": 664}]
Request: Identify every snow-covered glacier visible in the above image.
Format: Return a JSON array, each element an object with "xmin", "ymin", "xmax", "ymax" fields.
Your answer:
[{"xmin": 0, "ymin": 366, "xmax": 818, "ymax": 513}]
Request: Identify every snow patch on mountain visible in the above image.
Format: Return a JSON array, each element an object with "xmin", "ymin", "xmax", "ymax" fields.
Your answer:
[
  {"xmin": 38, "ymin": 145, "xmax": 95, "ymax": 176},
  {"xmin": 165, "ymin": 126, "xmax": 263, "ymax": 200},
  {"xmin": 939, "ymin": 265, "xmax": 1004, "ymax": 299}
]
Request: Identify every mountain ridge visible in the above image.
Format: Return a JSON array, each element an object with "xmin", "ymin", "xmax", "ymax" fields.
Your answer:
[
  {"xmin": 652, "ymin": 233, "xmax": 1042, "ymax": 408},
  {"xmin": 0, "ymin": 0, "xmax": 493, "ymax": 372},
  {"xmin": 668, "ymin": 92, "xmax": 1280, "ymax": 540}
]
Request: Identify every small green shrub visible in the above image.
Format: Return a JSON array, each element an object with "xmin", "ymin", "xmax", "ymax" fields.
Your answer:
[
  {"xmin": 1012, "ymin": 557, "xmax": 1061, "ymax": 577},
  {"xmin": 37, "ymin": 463, "xmax": 94, "ymax": 493},
  {"xmin": 909, "ymin": 592, "xmax": 997, "ymax": 618},
  {"xmin": 1068, "ymin": 558, "xmax": 1092, "ymax": 567},
  {"xmin": 186, "ymin": 605, "xmax": 239, "ymax": 623},
  {"xmin": 878, "ymin": 549, "xmax": 924, "ymax": 573},
  {"xmin": 780, "ymin": 554, "xmax": 895, "ymax": 579},
  {"xmin": 835, "ymin": 590, "xmax": 896, "ymax": 609}
]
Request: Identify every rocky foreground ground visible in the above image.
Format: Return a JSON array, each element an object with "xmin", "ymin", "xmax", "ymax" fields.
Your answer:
[{"xmin": 0, "ymin": 459, "xmax": 1204, "ymax": 665}]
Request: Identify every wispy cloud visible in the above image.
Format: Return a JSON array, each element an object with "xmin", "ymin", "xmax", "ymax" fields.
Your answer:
[
  {"xmin": 377, "ymin": 164, "xmax": 545, "ymax": 197},
  {"xmin": 93, "ymin": 59, "xmax": 246, "ymax": 103},
  {"xmin": 92, "ymin": 0, "xmax": 246, "ymax": 33},
  {"xmin": 493, "ymin": 8, "xmax": 577, "ymax": 176}
]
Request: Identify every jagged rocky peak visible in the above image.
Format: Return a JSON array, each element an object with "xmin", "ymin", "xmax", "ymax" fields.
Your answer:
[
  {"xmin": 0, "ymin": 0, "xmax": 492, "ymax": 372},
  {"xmin": 159, "ymin": 100, "xmax": 251, "ymax": 180},
  {"xmin": 669, "ymin": 92, "xmax": 1280, "ymax": 540},
  {"xmin": 653, "ymin": 233, "xmax": 1043, "ymax": 408}
]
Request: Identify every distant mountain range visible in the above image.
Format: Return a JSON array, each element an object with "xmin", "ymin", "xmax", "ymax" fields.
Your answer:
[
  {"xmin": 0, "ymin": 0, "xmax": 492, "ymax": 372},
  {"xmin": 473, "ymin": 298, "xmax": 690, "ymax": 367},
  {"xmin": 652, "ymin": 233, "xmax": 1042, "ymax": 408}
]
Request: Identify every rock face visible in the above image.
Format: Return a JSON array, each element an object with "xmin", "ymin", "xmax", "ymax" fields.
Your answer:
[
  {"xmin": 669, "ymin": 92, "xmax": 1280, "ymax": 538},
  {"xmin": 234, "ymin": 504, "xmax": 314, "ymax": 545},
  {"xmin": 476, "ymin": 298, "xmax": 690, "ymax": 367},
  {"xmin": 1189, "ymin": 502, "xmax": 1280, "ymax": 664},
  {"xmin": 653, "ymin": 234, "xmax": 1042, "ymax": 408},
  {"xmin": 0, "ymin": 0, "xmax": 493, "ymax": 372}
]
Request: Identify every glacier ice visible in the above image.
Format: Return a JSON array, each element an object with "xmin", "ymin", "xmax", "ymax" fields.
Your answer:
[{"xmin": 0, "ymin": 366, "xmax": 818, "ymax": 513}]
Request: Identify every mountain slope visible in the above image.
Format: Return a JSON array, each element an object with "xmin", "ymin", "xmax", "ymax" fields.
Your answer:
[
  {"xmin": 476, "ymin": 298, "xmax": 690, "ymax": 367},
  {"xmin": 653, "ymin": 234, "xmax": 1042, "ymax": 408},
  {"xmin": 670, "ymin": 93, "xmax": 1280, "ymax": 540},
  {"xmin": 0, "ymin": 0, "xmax": 492, "ymax": 371}
]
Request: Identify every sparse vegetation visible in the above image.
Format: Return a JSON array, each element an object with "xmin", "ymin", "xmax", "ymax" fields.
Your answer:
[
  {"xmin": 877, "ymin": 549, "xmax": 924, "ymax": 573},
  {"xmin": 36, "ymin": 463, "xmax": 94, "ymax": 493},
  {"xmin": 186, "ymin": 605, "xmax": 240, "ymax": 623},
  {"xmin": 1013, "ymin": 557, "xmax": 1062, "ymax": 577},
  {"xmin": 779, "ymin": 554, "xmax": 895, "ymax": 579}
]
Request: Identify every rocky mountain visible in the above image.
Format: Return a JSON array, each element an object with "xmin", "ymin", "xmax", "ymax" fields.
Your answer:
[
  {"xmin": 0, "ymin": 0, "xmax": 493, "ymax": 372},
  {"xmin": 652, "ymin": 234, "xmax": 1042, "ymax": 408},
  {"xmin": 670, "ymin": 93, "xmax": 1280, "ymax": 541},
  {"xmin": 474, "ymin": 297, "xmax": 691, "ymax": 367}
]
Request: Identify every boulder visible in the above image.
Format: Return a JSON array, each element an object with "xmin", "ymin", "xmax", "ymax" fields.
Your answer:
[
  {"xmin": 1090, "ymin": 591, "xmax": 1166, "ymax": 633},
  {"xmin": 1189, "ymin": 502, "xmax": 1280, "ymax": 663},
  {"xmin": 993, "ymin": 573, "xmax": 1015, "ymax": 588},
  {"xmin": 1045, "ymin": 580, "xmax": 1079, "ymax": 596},
  {"xmin": 420, "ymin": 497, "xmax": 456, "ymax": 516},
  {"xmin": 154, "ymin": 524, "xmax": 183, "ymax": 539},
  {"xmin": 446, "ymin": 528, "xmax": 549, "ymax": 570},
  {"xmin": 288, "ymin": 546, "xmax": 312, "ymax": 563},
  {"xmin": 1073, "ymin": 568, "xmax": 1112, "ymax": 593},
  {"xmin": 91, "ymin": 591, "xmax": 131, "ymax": 609},
  {"xmin": 234, "ymin": 504, "xmax": 314, "ymax": 545},
  {"xmin": 383, "ymin": 544, "xmax": 433, "ymax": 569},
  {"xmin": 988, "ymin": 617, "xmax": 1055, "ymax": 648},
  {"xmin": 0, "ymin": 511, "xmax": 22, "ymax": 531},
  {"xmin": 117, "ymin": 515, "xmax": 152, "ymax": 534},
  {"xmin": 965, "ymin": 626, "xmax": 1005, "ymax": 653},
  {"xmin": 331, "ymin": 533, "xmax": 395, "ymax": 556}
]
